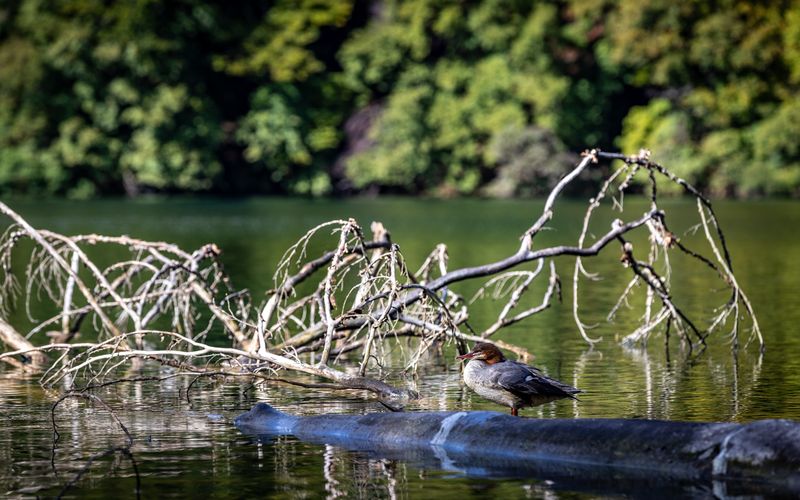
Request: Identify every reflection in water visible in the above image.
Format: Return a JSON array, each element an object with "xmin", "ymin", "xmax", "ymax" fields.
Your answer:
[
  {"xmin": 0, "ymin": 337, "xmax": 790, "ymax": 498},
  {"xmin": 570, "ymin": 347, "xmax": 601, "ymax": 419},
  {"xmin": 0, "ymin": 361, "xmax": 755, "ymax": 499},
  {"xmin": 621, "ymin": 343, "xmax": 765, "ymax": 423},
  {"xmin": 1, "ymin": 198, "xmax": 799, "ymax": 498},
  {"xmin": 623, "ymin": 345, "xmax": 661, "ymax": 420},
  {"xmin": 323, "ymin": 444, "xmax": 342, "ymax": 499},
  {"xmin": 732, "ymin": 349, "xmax": 764, "ymax": 421}
]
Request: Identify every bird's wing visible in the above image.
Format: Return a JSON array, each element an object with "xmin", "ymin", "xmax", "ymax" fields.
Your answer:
[{"xmin": 496, "ymin": 362, "xmax": 581, "ymax": 399}]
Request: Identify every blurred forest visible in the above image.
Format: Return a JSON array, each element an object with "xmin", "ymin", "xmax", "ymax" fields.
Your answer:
[{"xmin": 1, "ymin": 0, "xmax": 798, "ymax": 199}]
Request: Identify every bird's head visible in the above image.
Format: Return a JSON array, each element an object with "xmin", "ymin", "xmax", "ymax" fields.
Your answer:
[{"xmin": 457, "ymin": 342, "xmax": 506, "ymax": 365}]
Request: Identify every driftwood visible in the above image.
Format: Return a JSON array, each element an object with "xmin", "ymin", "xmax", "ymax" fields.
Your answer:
[
  {"xmin": 0, "ymin": 149, "xmax": 761, "ymax": 404},
  {"xmin": 235, "ymin": 403, "xmax": 800, "ymax": 496}
]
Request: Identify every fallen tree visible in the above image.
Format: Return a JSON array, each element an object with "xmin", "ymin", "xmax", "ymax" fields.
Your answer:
[
  {"xmin": 234, "ymin": 402, "xmax": 800, "ymax": 496},
  {"xmin": 0, "ymin": 150, "xmax": 761, "ymax": 405}
]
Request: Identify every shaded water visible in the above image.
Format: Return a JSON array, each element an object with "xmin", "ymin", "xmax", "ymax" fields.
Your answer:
[{"xmin": 1, "ymin": 198, "xmax": 799, "ymax": 498}]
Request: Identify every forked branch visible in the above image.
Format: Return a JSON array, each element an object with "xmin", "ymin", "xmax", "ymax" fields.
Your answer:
[{"xmin": 0, "ymin": 149, "xmax": 761, "ymax": 405}]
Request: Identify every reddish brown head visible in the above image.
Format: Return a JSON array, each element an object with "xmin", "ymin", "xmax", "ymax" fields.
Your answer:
[{"xmin": 456, "ymin": 342, "xmax": 506, "ymax": 365}]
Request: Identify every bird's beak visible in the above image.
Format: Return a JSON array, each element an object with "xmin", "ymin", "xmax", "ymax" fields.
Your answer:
[{"xmin": 457, "ymin": 352, "xmax": 475, "ymax": 360}]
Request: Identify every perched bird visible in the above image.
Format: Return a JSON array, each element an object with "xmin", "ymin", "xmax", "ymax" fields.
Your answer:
[{"xmin": 457, "ymin": 342, "xmax": 581, "ymax": 416}]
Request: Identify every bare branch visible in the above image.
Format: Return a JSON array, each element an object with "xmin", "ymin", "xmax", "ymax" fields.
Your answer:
[{"xmin": 0, "ymin": 148, "xmax": 761, "ymax": 407}]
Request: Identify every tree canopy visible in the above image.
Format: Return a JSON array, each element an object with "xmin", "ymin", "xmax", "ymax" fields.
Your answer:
[{"xmin": 1, "ymin": 0, "xmax": 797, "ymax": 198}]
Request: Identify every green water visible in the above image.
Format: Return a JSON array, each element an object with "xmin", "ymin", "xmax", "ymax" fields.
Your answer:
[{"xmin": 1, "ymin": 198, "xmax": 799, "ymax": 498}]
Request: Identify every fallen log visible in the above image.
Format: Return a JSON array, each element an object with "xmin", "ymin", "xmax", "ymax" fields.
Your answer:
[{"xmin": 235, "ymin": 403, "xmax": 800, "ymax": 496}]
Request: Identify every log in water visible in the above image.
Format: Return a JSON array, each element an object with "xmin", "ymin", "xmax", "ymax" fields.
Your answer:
[{"xmin": 235, "ymin": 403, "xmax": 800, "ymax": 496}]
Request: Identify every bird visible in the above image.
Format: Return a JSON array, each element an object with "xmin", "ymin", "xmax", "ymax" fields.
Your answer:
[{"xmin": 457, "ymin": 342, "xmax": 581, "ymax": 416}]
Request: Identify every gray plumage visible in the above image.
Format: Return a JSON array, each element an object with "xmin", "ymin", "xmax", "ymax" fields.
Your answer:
[{"xmin": 459, "ymin": 342, "xmax": 581, "ymax": 415}]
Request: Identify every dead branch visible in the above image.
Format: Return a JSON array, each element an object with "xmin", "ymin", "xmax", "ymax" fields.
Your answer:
[
  {"xmin": 0, "ymin": 317, "xmax": 47, "ymax": 368},
  {"xmin": 0, "ymin": 149, "xmax": 761, "ymax": 406},
  {"xmin": 51, "ymin": 392, "xmax": 140, "ymax": 499}
]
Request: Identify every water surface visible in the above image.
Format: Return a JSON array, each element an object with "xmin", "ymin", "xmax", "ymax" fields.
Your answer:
[{"xmin": 1, "ymin": 197, "xmax": 798, "ymax": 498}]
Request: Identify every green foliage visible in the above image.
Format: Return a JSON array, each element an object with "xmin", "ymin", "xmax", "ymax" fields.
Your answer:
[
  {"xmin": 0, "ymin": 0, "xmax": 229, "ymax": 196},
  {"xmin": 214, "ymin": 0, "xmax": 353, "ymax": 82},
  {"xmin": 748, "ymin": 99, "xmax": 800, "ymax": 196},
  {"xmin": 612, "ymin": 0, "xmax": 799, "ymax": 197},
  {"xmin": 340, "ymin": 0, "xmax": 575, "ymax": 195},
  {"xmin": 346, "ymin": 66, "xmax": 436, "ymax": 190},
  {"xmin": 0, "ymin": 0, "xmax": 350, "ymax": 197},
  {"xmin": 483, "ymin": 126, "xmax": 577, "ymax": 198},
  {"xmin": 0, "ymin": 0, "xmax": 799, "ymax": 198},
  {"xmin": 236, "ymin": 82, "xmax": 341, "ymax": 195}
]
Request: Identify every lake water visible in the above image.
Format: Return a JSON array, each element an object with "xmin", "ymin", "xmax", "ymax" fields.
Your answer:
[{"xmin": 1, "ymin": 198, "xmax": 799, "ymax": 498}]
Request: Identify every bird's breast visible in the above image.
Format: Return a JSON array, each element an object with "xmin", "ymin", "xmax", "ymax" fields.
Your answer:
[
  {"xmin": 463, "ymin": 360, "xmax": 521, "ymax": 408},
  {"xmin": 462, "ymin": 360, "xmax": 485, "ymax": 389}
]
